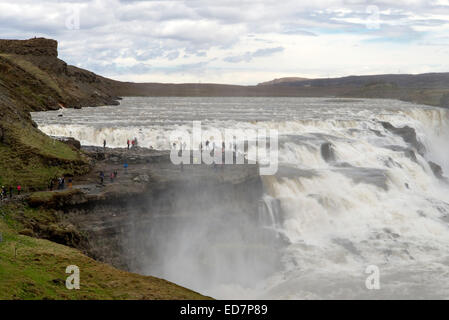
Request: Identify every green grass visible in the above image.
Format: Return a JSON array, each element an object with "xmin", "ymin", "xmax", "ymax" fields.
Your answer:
[
  {"xmin": 0, "ymin": 144, "xmax": 56, "ymax": 189},
  {"xmin": 27, "ymin": 189, "xmax": 85, "ymax": 209},
  {"xmin": 0, "ymin": 123, "xmax": 89, "ymax": 191},
  {"xmin": 10, "ymin": 124, "xmax": 81, "ymax": 161},
  {"xmin": 0, "ymin": 206, "xmax": 210, "ymax": 300},
  {"xmin": 0, "ymin": 143, "xmax": 78, "ymax": 191},
  {"xmin": 0, "ymin": 53, "xmax": 62, "ymax": 96},
  {"xmin": 28, "ymin": 191, "xmax": 55, "ymax": 203}
]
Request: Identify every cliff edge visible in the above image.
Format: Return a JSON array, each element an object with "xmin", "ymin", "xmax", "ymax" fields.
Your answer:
[
  {"xmin": 0, "ymin": 38, "xmax": 58, "ymax": 57},
  {"xmin": 0, "ymin": 38, "xmax": 122, "ymax": 191}
]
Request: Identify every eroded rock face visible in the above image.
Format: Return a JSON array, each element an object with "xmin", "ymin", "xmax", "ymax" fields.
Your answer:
[
  {"xmin": 67, "ymin": 168, "xmax": 262, "ymax": 270},
  {"xmin": 381, "ymin": 121, "xmax": 426, "ymax": 156},
  {"xmin": 61, "ymin": 172, "xmax": 262, "ymax": 270},
  {"xmin": 30, "ymin": 149, "xmax": 264, "ymax": 271},
  {"xmin": 429, "ymin": 161, "xmax": 444, "ymax": 179},
  {"xmin": 383, "ymin": 145, "xmax": 418, "ymax": 163},
  {"xmin": 52, "ymin": 136, "xmax": 82, "ymax": 150},
  {"xmin": 321, "ymin": 142, "xmax": 336, "ymax": 162},
  {"xmin": 28, "ymin": 189, "xmax": 89, "ymax": 208},
  {"xmin": 0, "ymin": 38, "xmax": 58, "ymax": 57}
]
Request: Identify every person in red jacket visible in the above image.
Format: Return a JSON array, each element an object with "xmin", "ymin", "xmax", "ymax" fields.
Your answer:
[{"xmin": 17, "ymin": 184, "xmax": 21, "ymax": 195}]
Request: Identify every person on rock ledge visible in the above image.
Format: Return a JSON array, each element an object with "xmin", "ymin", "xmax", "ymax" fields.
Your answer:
[{"xmin": 99, "ymin": 171, "xmax": 105, "ymax": 185}]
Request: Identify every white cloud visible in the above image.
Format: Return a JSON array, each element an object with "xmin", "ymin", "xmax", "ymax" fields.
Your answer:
[{"xmin": 0, "ymin": 0, "xmax": 448, "ymax": 84}]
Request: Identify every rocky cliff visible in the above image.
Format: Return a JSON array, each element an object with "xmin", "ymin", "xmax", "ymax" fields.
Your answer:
[
  {"xmin": 0, "ymin": 38, "xmax": 122, "ymax": 191},
  {"xmin": 12, "ymin": 147, "xmax": 263, "ymax": 275},
  {"xmin": 0, "ymin": 38, "xmax": 58, "ymax": 57},
  {"xmin": 0, "ymin": 38, "xmax": 119, "ymax": 113}
]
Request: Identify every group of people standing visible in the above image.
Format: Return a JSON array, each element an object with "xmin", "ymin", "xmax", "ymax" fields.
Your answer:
[
  {"xmin": 172, "ymin": 140, "xmax": 237, "ymax": 153},
  {"xmin": 49, "ymin": 176, "xmax": 72, "ymax": 191},
  {"xmin": 1, "ymin": 175, "xmax": 79, "ymax": 202},
  {"xmin": 99, "ymin": 170, "xmax": 118, "ymax": 185},
  {"xmin": 127, "ymin": 138, "xmax": 138, "ymax": 150},
  {"xmin": 103, "ymin": 138, "xmax": 139, "ymax": 150},
  {"xmin": 0, "ymin": 185, "xmax": 21, "ymax": 200}
]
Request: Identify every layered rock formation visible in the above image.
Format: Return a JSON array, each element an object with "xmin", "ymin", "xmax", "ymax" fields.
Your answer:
[
  {"xmin": 0, "ymin": 38, "xmax": 58, "ymax": 57},
  {"xmin": 0, "ymin": 38, "xmax": 122, "ymax": 191},
  {"xmin": 23, "ymin": 147, "xmax": 263, "ymax": 272}
]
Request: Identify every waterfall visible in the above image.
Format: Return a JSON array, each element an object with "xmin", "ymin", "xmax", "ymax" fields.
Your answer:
[{"xmin": 31, "ymin": 96, "xmax": 449, "ymax": 299}]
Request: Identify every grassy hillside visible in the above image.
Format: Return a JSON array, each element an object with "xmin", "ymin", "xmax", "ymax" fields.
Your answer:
[
  {"xmin": 0, "ymin": 122, "xmax": 90, "ymax": 191},
  {"xmin": 0, "ymin": 204, "xmax": 208, "ymax": 300},
  {"xmin": 0, "ymin": 39, "xmax": 118, "ymax": 191},
  {"xmin": 0, "ymin": 53, "xmax": 63, "ymax": 95}
]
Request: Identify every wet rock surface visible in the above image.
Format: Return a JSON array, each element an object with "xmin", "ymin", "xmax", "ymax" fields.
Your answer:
[
  {"xmin": 333, "ymin": 165, "xmax": 389, "ymax": 190},
  {"xmin": 35, "ymin": 147, "xmax": 263, "ymax": 270},
  {"xmin": 380, "ymin": 121, "xmax": 426, "ymax": 156},
  {"xmin": 428, "ymin": 161, "xmax": 445, "ymax": 179},
  {"xmin": 320, "ymin": 142, "xmax": 336, "ymax": 163}
]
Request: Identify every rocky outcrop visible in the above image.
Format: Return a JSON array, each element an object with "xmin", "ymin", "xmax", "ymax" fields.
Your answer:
[
  {"xmin": 321, "ymin": 142, "xmax": 336, "ymax": 162},
  {"xmin": 64, "ymin": 170, "xmax": 262, "ymax": 270},
  {"xmin": 429, "ymin": 161, "xmax": 444, "ymax": 179},
  {"xmin": 53, "ymin": 136, "xmax": 82, "ymax": 150},
  {"xmin": 383, "ymin": 145, "xmax": 418, "ymax": 163},
  {"xmin": 23, "ymin": 148, "xmax": 263, "ymax": 271},
  {"xmin": 28, "ymin": 189, "xmax": 89, "ymax": 208},
  {"xmin": 0, "ymin": 38, "xmax": 58, "ymax": 57},
  {"xmin": 381, "ymin": 122, "xmax": 426, "ymax": 156},
  {"xmin": 0, "ymin": 37, "xmax": 119, "ymax": 113},
  {"xmin": 0, "ymin": 38, "xmax": 121, "ymax": 190}
]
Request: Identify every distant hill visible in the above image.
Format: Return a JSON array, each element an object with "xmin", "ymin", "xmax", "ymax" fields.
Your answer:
[
  {"xmin": 257, "ymin": 77, "xmax": 308, "ymax": 86},
  {"xmin": 262, "ymin": 73, "xmax": 449, "ymax": 89},
  {"xmin": 257, "ymin": 74, "xmax": 449, "ymax": 108}
]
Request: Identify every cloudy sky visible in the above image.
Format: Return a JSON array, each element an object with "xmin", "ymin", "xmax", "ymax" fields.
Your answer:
[{"xmin": 1, "ymin": 0, "xmax": 448, "ymax": 84}]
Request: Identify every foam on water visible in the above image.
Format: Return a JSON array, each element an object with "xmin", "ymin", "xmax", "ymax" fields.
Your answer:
[{"xmin": 32, "ymin": 97, "xmax": 449, "ymax": 299}]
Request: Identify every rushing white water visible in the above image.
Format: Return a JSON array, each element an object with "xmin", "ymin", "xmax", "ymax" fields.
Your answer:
[{"xmin": 32, "ymin": 97, "xmax": 449, "ymax": 299}]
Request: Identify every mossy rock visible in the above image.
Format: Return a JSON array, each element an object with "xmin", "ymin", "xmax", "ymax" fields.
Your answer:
[
  {"xmin": 19, "ymin": 228, "xmax": 34, "ymax": 237},
  {"xmin": 28, "ymin": 189, "xmax": 88, "ymax": 208}
]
